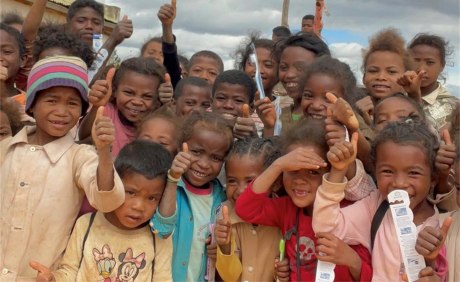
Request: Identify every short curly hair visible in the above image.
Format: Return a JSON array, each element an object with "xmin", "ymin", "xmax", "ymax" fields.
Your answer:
[
  {"xmin": 362, "ymin": 28, "xmax": 412, "ymax": 72},
  {"xmin": 33, "ymin": 29, "xmax": 95, "ymax": 68}
]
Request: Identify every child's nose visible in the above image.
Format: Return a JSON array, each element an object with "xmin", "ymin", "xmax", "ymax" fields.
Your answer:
[{"xmin": 392, "ymin": 174, "xmax": 408, "ymax": 189}]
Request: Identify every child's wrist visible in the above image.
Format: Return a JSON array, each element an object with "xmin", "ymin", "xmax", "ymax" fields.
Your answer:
[{"xmin": 167, "ymin": 169, "xmax": 181, "ymax": 183}]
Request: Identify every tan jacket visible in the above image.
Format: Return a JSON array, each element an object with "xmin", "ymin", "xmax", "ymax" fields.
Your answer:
[{"xmin": 0, "ymin": 126, "xmax": 124, "ymax": 281}]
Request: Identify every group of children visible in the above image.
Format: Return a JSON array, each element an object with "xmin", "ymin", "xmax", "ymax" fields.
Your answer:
[{"xmin": 0, "ymin": 0, "xmax": 459, "ymax": 281}]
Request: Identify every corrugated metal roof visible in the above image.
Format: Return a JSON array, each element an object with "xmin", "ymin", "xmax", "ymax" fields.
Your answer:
[{"xmin": 48, "ymin": 0, "xmax": 120, "ymax": 23}]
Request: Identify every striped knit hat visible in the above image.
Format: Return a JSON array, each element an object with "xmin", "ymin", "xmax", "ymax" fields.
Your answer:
[{"xmin": 26, "ymin": 55, "xmax": 89, "ymax": 116}]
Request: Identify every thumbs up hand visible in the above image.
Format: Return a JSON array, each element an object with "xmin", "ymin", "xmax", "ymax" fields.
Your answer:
[
  {"xmin": 88, "ymin": 68, "xmax": 115, "ymax": 107},
  {"xmin": 327, "ymin": 132, "xmax": 359, "ymax": 172},
  {"xmin": 234, "ymin": 104, "xmax": 257, "ymax": 139},
  {"xmin": 397, "ymin": 70, "xmax": 424, "ymax": 103},
  {"xmin": 158, "ymin": 73, "xmax": 174, "ymax": 105},
  {"xmin": 169, "ymin": 143, "xmax": 191, "ymax": 180},
  {"xmin": 326, "ymin": 92, "xmax": 359, "ymax": 132},
  {"xmin": 91, "ymin": 106, "xmax": 115, "ymax": 152},
  {"xmin": 112, "ymin": 15, "xmax": 133, "ymax": 45},
  {"xmin": 435, "ymin": 129, "xmax": 456, "ymax": 178},
  {"xmin": 157, "ymin": 0, "xmax": 177, "ymax": 26},
  {"xmin": 416, "ymin": 217, "xmax": 452, "ymax": 261},
  {"xmin": 29, "ymin": 261, "xmax": 55, "ymax": 282},
  {"xmin": 215, "ymin": 205, "xmax": 232, "ymax": 255}
]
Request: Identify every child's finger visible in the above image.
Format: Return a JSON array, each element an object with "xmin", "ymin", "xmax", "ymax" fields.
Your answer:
[
  {"xmin": 95, "ymin": 106, "xmax": 105, "ymax": 120},
  {"xmin": 164, "ymin": 73, "xmax": 171, "ymax": 84},
  {"xmin": 29, "ymin": 261, "xmax": 50, "ymax": 274},
  {"xmin": 242, "ymin": 104, "xmax": 250, "ymax": 118},
  {"xmin": 171, "ymin": 0, "xmax": 176, "ymax": 8},
  {"xmin": 255, "ymin": 90, "xmax": 260, "ymax": 102},
  {"xmin": 122, "ymin": 15, "xmax": 128, "ymax": 21},
  {"xmin": 182, "ymin": 142, "xmax": 189, "ymax": 153},
  {"xmin": 441, "ymin": 216, "xmax": 452, "ymax": 241},
  {"xmin": 351, "ymin": 132, "xmax": 359, "ymax": 154},
  {"xmin": 325, "ymin": 92, "xmax": 338, "ymax": 104},
  {"xmin": 105, "ymin": 68, "xmax": 116, "ymax": 96},
  {"xmin": 222, "ymin": 205, "xmax": 229, "ymax": 223},
  {"xmin": 441, "ymin": 129, "xmax": 452, "ymax": 145}
]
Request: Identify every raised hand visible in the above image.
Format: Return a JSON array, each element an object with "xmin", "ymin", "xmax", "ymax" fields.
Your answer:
[
  {"xmin": 157, "ymin": 0, "xmax": 176, "ymax": 26},
  {"xmin": 91, "ymin": 106, "xmax": 115, "ymax": 152},
  {"xmin": 397, "ymin": 70, "xmax": 424, "ymax": 103},
  {"xmin": 88, "ymin": 68, "xmax": 115, "ymax": 107},
  {"xmin": 29, "ymin": 261, "xmax": 55, "ymax": 282},
  {"xmin": 215, "ymin": 205, "xmax": 232, "ymax": 255},
  {"xmin": 275, "ymin": 146, "xmax": 328, "ymax": 173},
  {"xmin": 254, "ymin": 91, "xmax": 276, "ymax": 129},
  {"xmin": 327, "ymin": 132, "xmax": 358, "ymax": 171},
  {"xmin": 355, "ymin": 96, "xmax": 374, "ymax": 126},
  {"xmin": 112, "ymin": 15, "xmax": 133, "ymax": 45},
  {"xmin": 326, "ymin": 92, "xmax": 359, "ymax": 132},
  {"xmin": 416, "ymin": 217, "xmax": 452, "ymax": 261},
  {"xmin": 234, "ymin": 104, "xmax": 257, "ymax": 139},
  {"xmin": 169, "ymin": 143, "xmax": 191, "ymax": 179},
  {"xmin": 415, "ymin": 267, "xmax": 441, "ymax": 282},
  {"xmin": 159, "ymin": 73, "xmax": 173, "ymax": 105},
  {"xmin": 325, "ymin": 116, "xmax": 347, "ymax": 147},
  {"xmin": 435, "ymin": 129, "xmax": 456, "ymax": 178}
]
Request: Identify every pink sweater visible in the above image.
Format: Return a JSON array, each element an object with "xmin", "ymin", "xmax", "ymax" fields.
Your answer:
[{"xmin": 313, "ymin": 175, "xmax": 448, "ymax": 282}]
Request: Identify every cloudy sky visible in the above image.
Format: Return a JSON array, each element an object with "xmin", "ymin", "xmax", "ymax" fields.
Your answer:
[{"xmin": 103, "ymin": 0, "xmax": 460, "ymax": 92}]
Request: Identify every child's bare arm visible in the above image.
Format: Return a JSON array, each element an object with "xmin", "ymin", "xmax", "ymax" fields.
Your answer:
[
  {"xmin": 79, "ymin": 69, "xmax": 115, "ymax": 141},
  {"xmin": 158, "ymin": 143, "xmax": 191, "ymax": 217},
  {"xmin": 92, "ymin": 106, "xmax": 116, "ymax": 192},
  {"xmin": 21, "ymin": 0, "xmax": 47, "ymax": 42}
]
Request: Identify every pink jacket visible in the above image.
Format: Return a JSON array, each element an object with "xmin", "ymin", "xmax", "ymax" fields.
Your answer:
[{"xmin": 313, "ymin": 175, "xmax": 448, "ymax": 282}]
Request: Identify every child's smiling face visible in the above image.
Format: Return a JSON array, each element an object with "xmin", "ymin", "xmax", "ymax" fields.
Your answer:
[
  {"xmin": 115, "ymin": 70, "xmax": 161, "ymax": 123},
  {"xmin": 29, "ymin": 87, "xmax": 82, "ymax": 145},
  {"xmin": 363, "ymin": 51, "xmax": 405, "ymax": 100},
  {"xmin": 375, "ymin": 141, "xmax": 435, "ymax": 210},
  {"xmin": 301, "ymin": 73, "xmax": 342, "ymax": 120},
  {"xmin": 225, "ymin": 154, "xmax": 263, "ymax": 204},
  {"xmin": 184, "ymin": 127, "xmax": 230, "ymax": 187}
]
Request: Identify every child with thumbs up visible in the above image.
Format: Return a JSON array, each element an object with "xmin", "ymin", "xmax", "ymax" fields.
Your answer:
[
  {"xmin": 215, "ymin": 137, "xmax": 283, "ymax": 281},
  {"xmin": 211, "ymin": 70, "xmax": 259, "ymax": 139},
  {"xmin": 0, "ymin": 56, "xmax": 124, "ymax": 280},
  {"xmin": 236, "ymin": 120, "xmax": 373, "ymax": 281},
  {"xmin": 313, "ymin": 121, "xmax": 449, "ymax": 281},
  {"xmin": 30, "ymin": 140, "xmax": 178, "ymax": 282},
  {"xmin": 79, "ymin": 57, "xmax": 165, "ymax": 157},
  {"xmin": 150, "ymin": 111, "xmax": 232, "ymax": 282}
]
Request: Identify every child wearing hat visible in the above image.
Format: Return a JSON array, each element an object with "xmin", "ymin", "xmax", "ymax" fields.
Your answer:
[{"xmin": 0, "ymin": 55, "xmax": 125, "ymax": 280}]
